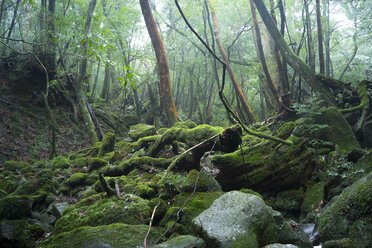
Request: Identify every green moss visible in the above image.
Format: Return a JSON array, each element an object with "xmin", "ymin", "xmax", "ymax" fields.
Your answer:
[
  {"xmin": 52, "ymin": 156, "xmax": 71, "ymax": 169},
  {"xmin": 239, "ymin": 188, "xmax": 263, "ymax": 199},
  {"xmin": 39, "ymin": 223, "xmax": 161, "ymax": 248},
  {"xmin": 87, "ymin": 142, "xmax": 102, "ymax": 157},
  {"xmin": 3, "ymin": 160, "xmax": 23, "ymax": 172},
  {"xmin": 71, "ymin": 158, "xmax": 87, "ymax": 168},
  {"xmin": 149, "ymin": 198, "xmax": 168, "ymax": 224},
  {"xmin": 173, "ymin": 120, "xmax": 197, "ymax": 129},
  {"xmin": 181, "ymin": 169, "xmax": 221, "ymax": 193},
  {"xmin": 123, "ymin": 113, "xmax": 139, "ymax": 127},
  {"xmin": 274, "ymin": 121, "xmax": 295, "ymax": 139},
  {"xmin": 66, "ymin": 173, "xmax": 88, "ymax": 187},
  {"xmin": 301, "ymin": 181, "xmax": 325, "ymax": 215},
  {"xmin": 0, "ymin": 220, "xmax": 46, "ymax": 247},
  {"xmin": 323, "ymin": 238, "xmax": 357, "ymax": 248},
  {"xmin": 86, "ymin": 173, "xmax": 99, "ymax": 185},
  {"xmin": 98, "ymin": 132, "xmax": 115, "ymax": 157},
  {"xmin": 55, "ymin": 194, "xmax": 151, "ymax": 233},
  {"xmin": 87, "ymin": 157, "xmax": 107, "ymax": 171},
  {"xmin": 231, "ymin": 234, "xmax": 259, "ymax": 248},
  {"xmin": 0, "ymin": 195, "xmax": 33, "ymax": 219},
  {"xmin": 128, "ymin": 123, "xmax": 156, "ymax": 140}
]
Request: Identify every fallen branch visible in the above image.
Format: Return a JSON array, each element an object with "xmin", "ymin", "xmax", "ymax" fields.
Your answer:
[{"xmin": 144, "ymin": 200, "xmax": 159, "ymax": 248}]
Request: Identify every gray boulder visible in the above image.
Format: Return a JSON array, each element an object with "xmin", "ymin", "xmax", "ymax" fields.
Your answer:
[{"xmin": 193, "ymin": 191, "xmax": 311, "ymax": 248}]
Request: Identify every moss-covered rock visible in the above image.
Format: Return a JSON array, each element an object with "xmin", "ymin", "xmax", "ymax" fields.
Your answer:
[
  {"xmin": 181, "ymin": 169, "xmax": 221, "ymax": 193},
  {"xmin": 0, "ymin": 220, "xmax": 46, "ymax": 248},
  {"xmin": 154, "ymin": 235, "xmax": 206, "ymax": 248},
  {"xmin": 301, "ymin": 181, "xmax": 325, "ymax": 216},
  {"xmin": 239, "ymin": 188, "xmax": 263, "ymax": 199},
  {"xmin": 54, "ymin": 194, "xmax": 151, "ymax": 233},
  {"xmin": 87, "ymin": 142, "xmax": 102, "ymax": 157},
  {"xmin": 128, "ymin": 123, "xmax": 156, "ymax": 141},
  {"xmin": 274, "ymin": 189, "xmax": 304, "ymax": 218},
  {"xmin": 317, "ymin": 171, "xmax": 372, "ymax": 247},
  {"xmin": 66, "ymin": 172, "xmax": 88, "ymax": 187},
  {"xmin": 39, "ymin": 223, "xmax": 161, "ymax": 248},
  {"xmin": 123, "ymin": 113, "xmax": 139, "ymax": 127},
  {"xmin": 173, "ymin": 120, "xmax": 197, "ymax": 129},
  {"xmin": 0, "ymin": 195, "xmax": 33, "ymax": 219},
  {"xmin": 98, "ymin": 132, "xmax": 115, "ymax": 157},
  {"xmin": 71, "ymin": 158, "xmax": 87, "ymax": 168},
  {"xmin": 51, "ymin": 156, "xmax": 71, "ymax": 169},
  {"xmin": 322, "ymin": 238, "xmax": 357, "ymax": 248},
  {"xmin": 274, "ymin": 121, "xmax": 296, "ymax": 140},
  {"xmin": 87, "ymin": 157, "xmax": 107, "ymax": 171}
]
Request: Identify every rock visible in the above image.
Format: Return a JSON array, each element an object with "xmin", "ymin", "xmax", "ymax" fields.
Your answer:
[
  {"xmin": 212, "ymin": 136, "xmax": 319, "ymax": 192},
  {"xmin": 98, "ymin": 132, "xmax": 115, "ymax": 157},
  {"xmin": 0, "ymin": 195, "xmax": 33, "ymax": 219},
  {"xmin": 87, "ymin": 157, "xmax": 107, "ymax": 171},
  {"xmin": 193, "ymin": 191, "xmax": 312, "ymax": 248},
  {"xmin": 181, "ymin": 169, "xmax": 221, "ymax": 193},
  {"xmin": 50, "ymin": 202, "xmax": 70, "ymax": 218},
  {"xmin": 123, "ymin": 113, "xmax": 139, "ymax": 127},
  {"xmin": 263, "ymin": 245, "xmax": 299, "ymax": 248},
  {"xmin": 0, "ymin": 220, "xmax": 45, "ymax": 248},
  {"xmin": 54, "ymin": 194, "xmax": 151, "ymax": 233},
  {"xmin": 322, "ymin": 238, "xmax": 357, "ymax": 248},
  {"xmin": 301, "ymin": 182, "xmax": 325, "ymax": 217},
  {"xmin": 273, "ymin": 189, "xmax": 304, "ymax": 218},
  {"xmin": 40, "ymin": 213, "xmax": 56, "ymax": 225},
  {"xmin": 51, "ymin": 156, "xmax": 71, "ymax": 169},
  {"xmin": 317, "ymin": 171, "xmax": 372, "ymax": 247},
  {"xmin": 154, "ymin": 235, "xmax": 206, "ymax": 248},
  {"xmin": 173, "ymin": 120, "xmax": 197, "ymax": 129},
  {"xmin": 66, "ymin": 172, "xmax": 88, "ymax": 187},
  {"xmin": 39, "ymin": 223, "xmax": 161, "ymax": 248},
  {"xmin": 128, "ymin": 124, "xmax": 156, "ymax": 141}
]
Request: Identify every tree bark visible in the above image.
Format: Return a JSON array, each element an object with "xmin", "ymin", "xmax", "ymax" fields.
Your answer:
[
  {"xmin": 324, "ymin": 0, "xmax": 331, "ymax": 76},
  {"xmin": 304, "ymin": 0, "xmax": 315, "ymax": 72},
  {"xmin": 76, "ymin": 0, "xmax": 99, "ymax": 144},
  {"xmin": 140, "ymin": 0, "xmax": 179, "ymax": 127},
  {"xmin": 316, "ymin": 0, "xmax": 325, "ymax": 74},
  {"xmin": 209, "ymin": 1, "xmax": 257, "ymax": 123},
  {"xmin": 252, "ymin": 0, "xmax": 335, "ymax": 105}
]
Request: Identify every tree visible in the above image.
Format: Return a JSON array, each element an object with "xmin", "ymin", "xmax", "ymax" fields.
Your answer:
[
  {"xmin": 139, "ymin": 0, "xmax": 179, "ymax": 127},
  {"xmin": 316, "ymin": 0, "xmax": 325, "ymax": 74}
]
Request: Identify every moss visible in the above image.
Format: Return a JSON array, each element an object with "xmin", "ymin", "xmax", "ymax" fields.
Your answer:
[
  {"xmin": 274, "ymin": 121, "xmax": 295, "ymax": 139},
  {"xmin": 323, "ymin": 238, "xmax": 357, "ymax": 248},
  {"xmin": 173, "ymin": 120, "xmax": 197, "ymax": 129},
  {"xmin": 55, "ymin": 194, "xmax": 151, "ymax": 233},
  {"xmin": 66, "ymin": 172, "xmax": 88, "ymax": 187},
  {"xmin": 86, "ymin": 173, "xmax": 99, "ymax": 185},
  {"xmin": 239, "ymin": 188, "xmax": 263, "ymax": 199},
  {"xmin": 155, "ymin": 234, "xmax": 206, "ymax": 248},
  {"xmin": 52, "ymin": 156, "xmax": 71, "ymax": 169},
  {"xmin": 273, "ymin": 190, "xmax": 304, "ymax": 218},
  {"xmin": 71, "ymin": 158, "xmax": 87, "ymax": 168},
  {"xmin": 149, "ymin": 198, "xmax": 168, "ymax": 224},
  {"xmin": 301, "ymin": 181, "xmax": 325, "ymax": 216},
  {"xmin": 123, "ymin": 113, "xmax": 139, "ymax": 127},
  {"xmin": 181, "ymin": 169, "xmax": 221, "ymax": 193},
  {"xmin": 0, "ymin": 195, "xmax": 33, "ymax": 219},
  {"xmin": 39, "ymin": 223, "xmax": 161, "ymax": 248},
  {"xmin": 231, "ymin": 234, "xmax": 259, "ymax": 248},
  {"xmin": 87, "ymin": 157, "xmax": 107, "ymax": 171},
  {"xmin": 98, "ymin": 132, "xmax": 115, "ymax": 157},
  {"xmin": 317, "ymin": 172, "xmax": 372, "ymax": 247},
  {"xmin": 3, "ymin": 160, "xmax": 23, "ymax": 172},
  {"xmin": 87, "ymin": 142, "xmax": 102, "ymax": 157},
  {"xmin": 128, "ymin": 123, "xmax": 156, "ymax": 140}
]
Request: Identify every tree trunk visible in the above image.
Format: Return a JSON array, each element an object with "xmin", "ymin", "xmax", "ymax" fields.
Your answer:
[
  {"xmin": 140, "ymin": 0, "xmax": 179, "ymax": 127},
  {"xmin": 101, "ymin": 62, "xmax": 110, "ymax": 101},
  {"xmin": 324, "ymin": 0, "xmax": 331, "ymax": 76},
  {"xmin": 316, "ymin": 0, "xmax": 325, "ymax": 74},
  {"xmin": 250, "ymin": 0, "xmax": 281, "ymax": 111},
  {"xmin": 252, "ymin": 0, "xmax": 335, "ymax": 105},
  {"xmin": 209, "ymin": 1, "xmax": 257, "ymax": 123},
  {"xmin": 76, "ymin": 0, "xmax": 99, "ymax": 144},
  {"xmin": 304, "ymin": 0, "xmax": 315, "ymax": 72}
]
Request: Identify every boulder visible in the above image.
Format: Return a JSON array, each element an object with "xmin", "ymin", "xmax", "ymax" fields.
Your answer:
[
  {"xmin": 317, "ymin": 171, "xmax": 372, "ymax": 247},
  {"xmin": 128, "ymin": 124, "xmax": 156, "ymax": 141},
  {"xmin": 39, "ymin": 223, "xmax": 161, "ymax": 248},
  {"xmin": 263, "ymin": 245, "xmax": 299, "ymax": 248},
  {"xmin": 193, "ymin": 191, "xmax": 312, "ymax": 248},
  {"xmin": 0, "ymin": 195, "xmax": 33, "ymax": 219},
  {"xmin": 181, "ymin": 169, "xmax": 221, "ymax": 193},
  {"xmin": 154, "ymin": 235, "xmax": 206, "ymax": 248},
  {"xmin": 98, "ymin": 132, "xmax": 115, "ymax": 157}
]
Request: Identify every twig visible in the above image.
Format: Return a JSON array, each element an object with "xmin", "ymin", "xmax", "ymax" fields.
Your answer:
[
  {"xmin": 99, "ymin": 172, "xmax": 115, "ymax": 197},
  {"xmin": 144, "ymin": 200, "xmax": 160, "ymax": 248},
  {"xmin": 114, "ymin": 181, "xmax": 122, "ymax": 200}
]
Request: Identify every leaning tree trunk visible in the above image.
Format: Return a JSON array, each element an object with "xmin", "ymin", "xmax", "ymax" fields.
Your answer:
[
  {"xmin": 76, "ymin": 0, "xmax": 99, "ymax": 144},
  {"xmin": 252, "ymin": 0, "xmax": 335, "ymax": 105},
  {"xmin": 209, "ymin": 1, "xmax": 257, "ymax": 123},
  {"xmin": 140, "ymin": 0, "xmax": 179, "ymax": 127}
]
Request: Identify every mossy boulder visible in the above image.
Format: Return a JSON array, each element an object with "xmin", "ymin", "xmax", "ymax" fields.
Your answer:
[
  {"xmin": 128, "ymin": 124, "xmax": 156, "ymax": 141},
  {"xmin": 54, "ymin": 194, "xmax": 151, "ymax": 233},
  {"xmin": 87, "ymin": 142, "xmax": 102, "ymax": 157},
  {"xmin": 154, "ymin": 235, "xmax": 206, "ymax": 248},
  {"xmin": 98, "ymin": 132, "xmax": 115, "ymax": 157},
  {"xmin": 39, "ymin": 223, "xmax": 161, "ymax": 248},
  {"xmin": 317, "ymin": 171, "xmax": 372, "ymax": 247},
  {"xmin": 322, "ymin": 238, "xmax": 357, "ymax": 248},
  {"xmin": 87, "ymin": 157, "xmax": 107, "ymax": 171},
  {"xmin": 0, "ymin": 195, "xmax": 33, "ymax": 219},
  {"xmin": 193, "ymin": 191, "xmax": 312, "ymax": 248},
  {"xmin": 181, "ymin": 169, "xmax": 221, "ymax": 193},
  {"xmin": 301, "ymin": 182, "xmax": 325, "ymax": 216},
  {"xmin": 71, "ymin": 158, "xmax": 87, "ymax": 168},
  {"xmin": 173, "ymin": 120, "xmax": 197, "ymax": 129},
  {"xmin": 66, "ymin": 172, "xmax": 88, "ymax": 187},
  {"xmin": 213, "ymin": 137, "xmax": 319, "ymax": 192},
  {"xmin": 274, "ymin": 121, "xmax": 296, "ymax": 140},
  {"xmin": 0, "ymin": 220, "xmax": 46, "ymax": 248},
  {"xmin": 51, "ymin": 156, "xmax": 71, "ymax": 169},
  {"xmin": 123, "ymin": 113, "xmax": 139, "ymax": 127},
  {"xmin": 274, "ymin": 189, "xmax": 304, "ymax": 217},
  {"xmin": 263, "ymin": 245, "xmax": 299, "ymax": 248}
]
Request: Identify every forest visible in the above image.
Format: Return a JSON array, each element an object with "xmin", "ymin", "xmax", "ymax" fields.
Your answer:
[{"xmin": 0, "ymin": 0, "xmax": 371, "ymax": 247}]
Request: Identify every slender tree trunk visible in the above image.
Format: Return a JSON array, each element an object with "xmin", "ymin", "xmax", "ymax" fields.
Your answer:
[
  {"xmin": 316, "ymin": 0, "xmax": 325, "ymax": 74},
  {"xmin": 304, "ymin": 0, "xmax": 315, "ymax": 72},
  {"xmin": 252, "ymin": 0, "xmax": 335, "ymax": 104},
  {"xmin": 100, "ymin": 62, "xmax": 110, "ymax": 101},
  {"xmin": 324, "ymin": 0, "xmax": 331, "ymax": 76},
  {"xmin": 339, "ymin": 21, "xmax": 358, "ymax": 80},
  {"xmin": 91, "ymin": 59, "xmax": 100, "ymax": 101},
  {"xmin": 140, "ymin": 0, "xmax": 179, "ymax": 127},
  {"xmin": 76, "ymin": 0, "xmax": 99, "ymax": 144},
  {"xmin": 277, "ymin": 0, "xmax": 290, "ymax": 89},
  {"xmin": 209, "ymin": 1, "xmax": 257, "ymax": 123}
]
